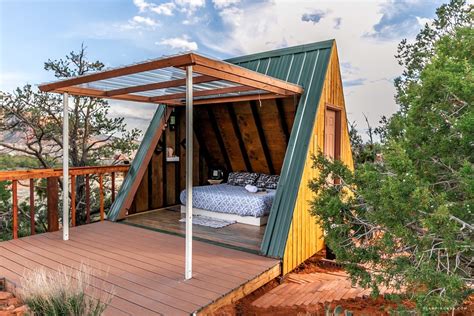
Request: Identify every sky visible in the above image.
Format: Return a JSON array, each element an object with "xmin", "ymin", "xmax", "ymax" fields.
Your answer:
[{"xmin": 0, "ymin": 0, "xmax": 444, "ymax": 136}]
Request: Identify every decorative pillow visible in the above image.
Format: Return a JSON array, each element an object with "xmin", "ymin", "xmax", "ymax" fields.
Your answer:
[
  {"xmin": 255, "ymin": 174, "xmax": 280, "ymax": 189},
  {"xmin": 227, "ymin": 172, "xmax": 259, "ymax": 186}
]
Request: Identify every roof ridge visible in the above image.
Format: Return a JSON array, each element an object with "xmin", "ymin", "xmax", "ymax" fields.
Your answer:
[{"xmin": 225, "ymin": 39, "xmax": 334, "ymax": 63}]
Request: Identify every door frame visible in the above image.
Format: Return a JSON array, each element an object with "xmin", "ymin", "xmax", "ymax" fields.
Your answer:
[{"xmin": 324, "ymin": 103, "xmax": 342, "ymax": 161}]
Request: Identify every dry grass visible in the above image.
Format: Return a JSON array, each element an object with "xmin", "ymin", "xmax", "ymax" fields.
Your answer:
[{"xmin": 18, "ymin": 263, "xmax": 114, "ymax": 316}]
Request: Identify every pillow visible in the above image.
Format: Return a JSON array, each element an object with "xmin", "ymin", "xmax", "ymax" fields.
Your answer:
[
  {"xmin": 227, "ymin": 172, "xmax": 259, "ymax": 186},
  {"xmin": 255, "ymin": 174, "xmax": 280, "ymax": 189}
]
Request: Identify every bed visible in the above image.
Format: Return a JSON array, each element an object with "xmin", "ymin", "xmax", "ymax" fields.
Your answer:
[{"xmin": 180, "ymin": 184, "xmax": 276, "ymax": 226}]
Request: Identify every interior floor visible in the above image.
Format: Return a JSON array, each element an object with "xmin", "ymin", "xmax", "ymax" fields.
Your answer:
[{"xmin": 123, "ymin": 206, "xmax": 266, "ymax": 253}]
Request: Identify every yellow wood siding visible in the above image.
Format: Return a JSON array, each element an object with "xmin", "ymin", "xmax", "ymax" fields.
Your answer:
[{"xmin": 282, "ymin": 43, "xmax": 354, "ymax": 274}]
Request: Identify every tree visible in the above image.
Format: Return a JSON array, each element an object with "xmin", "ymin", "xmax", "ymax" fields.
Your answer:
[
  {"xmin": 0, "ymin": 45, "xmax": 140, "ymax": 226},
  {"xmin": 309, "ymin": 0, "xmax": 473, "ymax": 313}
]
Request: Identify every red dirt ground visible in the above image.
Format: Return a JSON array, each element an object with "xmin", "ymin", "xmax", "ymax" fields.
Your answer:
[{"xmin": 212, "ymin": 253, "xmax": 473, "ymax": 316}]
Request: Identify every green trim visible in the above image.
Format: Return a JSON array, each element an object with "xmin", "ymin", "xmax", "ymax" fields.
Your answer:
[
  {"xmin": 119, "ymin": 221, "xmax": 261, "ymax": 255},
  {"xmin": 109, "ymin": 105, "xmax": 167, "ymax": 221}
]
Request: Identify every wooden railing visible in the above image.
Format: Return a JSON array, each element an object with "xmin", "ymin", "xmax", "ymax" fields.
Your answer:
[{"xmin": 0, "ymin": 165, "xmax": 129, "ymax": 239}]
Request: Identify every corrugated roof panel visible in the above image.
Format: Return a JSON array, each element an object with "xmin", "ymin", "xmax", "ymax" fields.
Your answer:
[{"xmin": 227, "ymin": 39, "xmax": 334, "ymax": 258}]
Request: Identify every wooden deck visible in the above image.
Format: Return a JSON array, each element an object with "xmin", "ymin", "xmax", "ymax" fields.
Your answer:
[
  {"xmin": 124, "ymin": 207, "xmax": 266, "ymax": 253},
  {"xmin": 0, "ymin": 221, "xmax": 279, "ymax": 315}
]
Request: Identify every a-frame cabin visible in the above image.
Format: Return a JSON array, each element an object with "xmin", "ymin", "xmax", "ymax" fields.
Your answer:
[{"xmin": 109, "ymin": 39, "xmax": 354, "ymax": 274}]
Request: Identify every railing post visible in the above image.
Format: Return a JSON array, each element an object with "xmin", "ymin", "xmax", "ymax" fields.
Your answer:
[
  {"xmin": 99, "ymin": 174, "xmax": 104, "ymax": 221},
  {"xmin": 12, "ymin": 180, "xmax": 18, "ymax": 239},
  {"xmin": 46, "ymin": 177, "xmax": 59, "ymax": 232},
  {"xmin": 111, "ymin": 172, "xmax": 116, "ymax": 202},
  {"xmin": 29, "ymin": 178, "xmax": 35, "ymax": 235},
  {"xmin": 85, "ymin": 175, "xmax": 90, "ymax": 224},
  {"xmin": 71, "ymin": 175, "xmax": 76, "ymax": 227}
]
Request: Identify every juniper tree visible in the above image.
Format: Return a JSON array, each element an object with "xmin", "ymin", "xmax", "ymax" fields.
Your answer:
[
  {"xmin": 0, "ymin": 45, "xmax": 141, "ymax": 228},
  {"xmin": 310, "ymin": 0, "xmax": 473, "ymax": 312}
]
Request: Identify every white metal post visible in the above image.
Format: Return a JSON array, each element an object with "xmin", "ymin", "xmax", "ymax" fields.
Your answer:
[
  {"xmin": 62, "ymin": 93, "xmax": 69, "ymax": 241},
  {"xmin": 185, "ymin": 66, "xmax": 193, "ymax": 280}
]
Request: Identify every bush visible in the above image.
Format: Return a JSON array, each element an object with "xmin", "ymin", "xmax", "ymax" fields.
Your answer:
[{"xmin": 18, "ymin": 263, "xmax": 114, "ymax": 316}]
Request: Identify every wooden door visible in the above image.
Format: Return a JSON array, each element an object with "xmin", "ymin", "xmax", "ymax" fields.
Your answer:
[{"xmin": 324, "ymin": 109, "xmax": 337, "ymax": 160}]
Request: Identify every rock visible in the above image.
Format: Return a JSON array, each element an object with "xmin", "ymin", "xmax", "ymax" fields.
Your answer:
[
  {"xmin": 0, "ymin": 311, "xmax": 12, "ymax": 316},
  {"xmin": 13, "ymin": 305, "xmax": 27, "ymax": 315},
  {"xmin": 6, "ymin": 299, "xmax": 19, "ymax": 307},
  {"xmin": 0, "ymin": 293, "xmax": 12, "ymax": 301},
  {"xmin": 5, "ymin": 305, "xmax": 14, "ymax": 311}
]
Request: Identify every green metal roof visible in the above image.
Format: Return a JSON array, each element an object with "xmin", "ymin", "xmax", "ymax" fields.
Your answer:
[
  {"xmin": 109, "ymin": 104, "xmax": 167, "ymax": 221},
  {"xmin": 227, "ymin": 40, "xmax": 334, "ymax": 258}
]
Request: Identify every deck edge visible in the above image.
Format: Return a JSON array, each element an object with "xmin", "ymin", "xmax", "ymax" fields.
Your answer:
[{"xmin": 195, "ymin": 262, "xmax": 281, "ymax": 315}]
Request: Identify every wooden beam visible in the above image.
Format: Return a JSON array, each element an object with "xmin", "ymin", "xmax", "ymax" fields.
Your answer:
[
  {"xmin": 39, "ymin": 54, "xmax": 195, "ymax": 92},
  {"xmin": 53, "ymin": 86, "xmax": 153, "ymax": 103},
  {"xmin": 207, "ymin": 108, "xmax": 232, "ymax": 171},
  {"xmin": 193, "ymin": 54, "xmax": 304, "ymax": 95},
  {"xmin": 106, "ymin": 75, "xmax": 216, "ymax": 96},
  {"xmin": 193, "ymin": 119, "xmax": 213, "ymax": 169},
  {"xmin": 275, "ymin": 98, "xmax": 290, "ymax": 145},
  {"xmin": 46, "ymin": 177, "xmax": 59, "ymax": 232},
  {"xmin": 189, "ymin": 93, "xmax": 286, "ymax": 106},
  {"xmin": 0, "ymin": 165, "xmax": 129, "ymax": 181},
  {"xmin": 250, "ymin": 101, "xmax": 275, "ymax": 174},
  {"xmin": 227, "ymin": 104, "xmax": 252, "ymax": 172},
  {"xmin": 150, "ymin": 85, "xmax": 256, "ymax": 102},
  {"xmin": 174, "ymin": 109, "xmax": 181, "ymax": 202},
  {"xmin": 193, "ymin": 65, "xmax": 292, "ymax": 96},
  {"xmin": 162, "ymin": 128, "xmax": 168, "ymax": 206}
]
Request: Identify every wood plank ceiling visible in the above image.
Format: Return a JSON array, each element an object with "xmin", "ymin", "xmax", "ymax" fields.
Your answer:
[{"xmin": 194, "ymin": 96, "xmax": 298, "ymax": 175}]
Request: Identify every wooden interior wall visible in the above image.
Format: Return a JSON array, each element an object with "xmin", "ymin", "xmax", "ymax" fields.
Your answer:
[
  {"xmin": 129, "ymin": 108, "xmax": 208, "ymax": 214},
  {"xmin": 128, "ymin": 97, "xmax": 297, "ymax": 215},
  {"xmin": 282, "ymin": 43, "xmax": 354, "ymax": 274},
  {"xmin": 196, "ymin": 98, "xmax": 297, "ymax": 175}
]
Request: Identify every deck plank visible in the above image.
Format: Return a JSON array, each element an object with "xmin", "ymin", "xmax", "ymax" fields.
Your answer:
[
  {"xmin": 11, "ymin": 238, "xmax": 202, "ymax": 312},
  {"xmin": 18, "ymin": 236, "xmax": 214, "ymax": 304},
  {"xmin": 0, "ymin": 221, "xmax": 279, "ymax": 315},
  {"xmin": 73, "ymin": 222, "xmax": 270, "ymax": 277}
]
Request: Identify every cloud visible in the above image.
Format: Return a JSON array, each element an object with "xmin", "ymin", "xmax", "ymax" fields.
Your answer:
[
  {"xmin": 212, "ymin": 0, "xmax": 240, "ymax": 9},
  {"xmin": 218, "ymin": 6, "xmax": 243, "ymax": 28},
  {"xmin": 157, "ymin": 35, "xmax": 198, "ymax": 51},
  {"xmin": 175, "ymin": 0, "xmax": 205, "ymax": 14},
  {"xmin": 133, "ymin": 0, "xmax": 150, "ymax": 12},
  {"xmin": 366, "ymin": 0, "xmax": 442, "ymax": 40},
  {"xmin": 301, "ymin": 10, "xmax": 327, "ymax": 24},
  {"xmin": 150, "ymin": 2, "xmax": 176, "ymax": 16},
  {"xmin": 133, "ymin": 0, "xmax": 176, "ymax": 16},
  {"xmin": 334, "ymin": 17, "xmax": 342, "ymax": 29},
  {"xmin": 129, "ymin": 15, "xmax": 159, "ymax": 28},
  {"xmin": 344, "ymin": 78, "xmax": 366, "ymax": 87}
]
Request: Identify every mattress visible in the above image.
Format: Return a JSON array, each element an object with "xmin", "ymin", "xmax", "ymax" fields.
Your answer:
[{"xmin": 180, "ymin": 184, "xmax": 275, "ymax": 217}]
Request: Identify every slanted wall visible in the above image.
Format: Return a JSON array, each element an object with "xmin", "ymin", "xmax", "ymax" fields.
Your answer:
[{"xmin": 282, "ymin": 43, "xmax": 354, "ymax": 273}]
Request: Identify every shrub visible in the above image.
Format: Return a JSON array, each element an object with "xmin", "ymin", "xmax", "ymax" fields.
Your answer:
[{"xmin": 18, "ymin": 263, "xmax": 114, "ymax": 316}]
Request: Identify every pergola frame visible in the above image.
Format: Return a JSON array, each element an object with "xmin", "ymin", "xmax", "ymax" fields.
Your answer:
[
  {"xmin": 39, "ymin": 52, "xmax": 303, "ymax": 106},
  {"xmin": 38, "ymin": 52, "xmax": 303, "ymax": 281}
]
